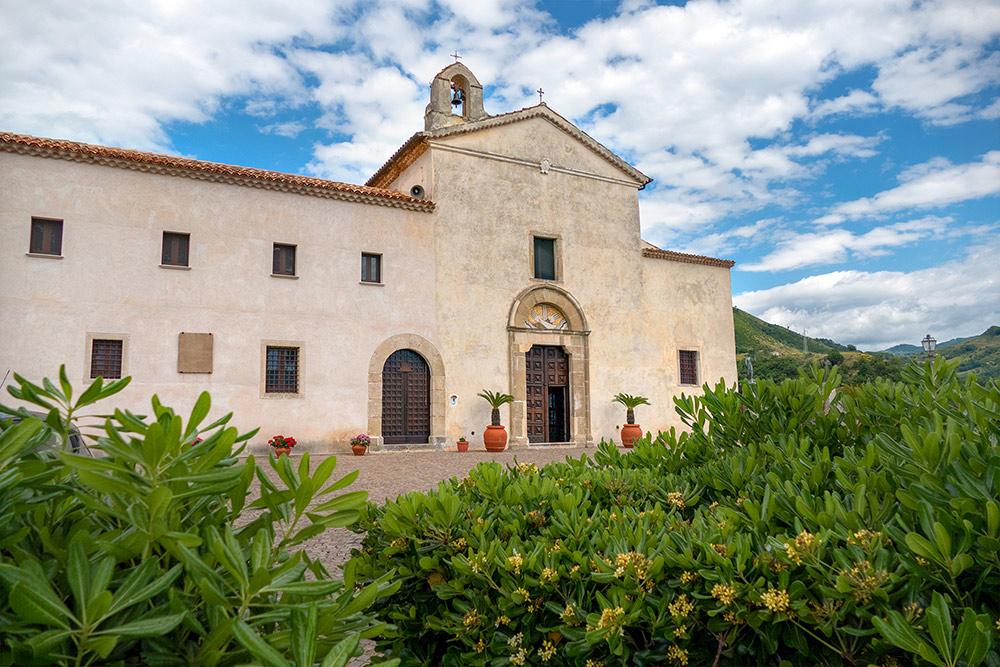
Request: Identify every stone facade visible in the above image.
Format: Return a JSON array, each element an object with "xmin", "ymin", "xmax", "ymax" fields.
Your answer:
[{"xmin": 0, "ymin": 64, "xmax": 737, "ymax": 452}]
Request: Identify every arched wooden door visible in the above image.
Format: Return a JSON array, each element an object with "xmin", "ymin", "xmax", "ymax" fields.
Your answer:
[{"xmin": 381, "ymin": 349, "xmax": 431, "ymax": 445}]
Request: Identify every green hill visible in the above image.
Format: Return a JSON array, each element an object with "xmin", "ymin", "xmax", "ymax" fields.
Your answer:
[
  {"xmin": 938, "ymin": 326, "xmax": 1000, "ymax": 380},
  {"xmin": 733, "ymin": 307, "xmax": 848, "ymax": 355},
  {"xmin": 734, "ymin": 307, "xmax": 1000, "ymax": 383},
  {"xmin": 881, "ymin": 343, "xmax": 921, "ymax": 356}
]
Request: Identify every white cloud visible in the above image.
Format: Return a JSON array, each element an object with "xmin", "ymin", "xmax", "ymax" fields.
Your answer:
[
  {"xmin": 830, "ymin": 152, "xmax": 1000, "ymax": 220},
  {"xmin": 783, "ymin": 134, "xmax": 880, "ymax": 159},
  {"xmin": 742, "ymin": 216, "xmax": 959, "ymax": 272},
  {"xmin": 873, "ymin": 45, "xmax": 1000, "ymax": 125},
  {"xmin": 259, "ymin": 120, "xmax": 308, "ymax": 138},
  {"xmin": 810, "ymin": 90, "xmax": 881, "ymax": 118},
  {"xmin": 0, "ymin": 1, "xmax": 346, "ymax": 150},
  {"xmin": 734, "ymin": 241, "xmax": 1000, "ymax": 350}
]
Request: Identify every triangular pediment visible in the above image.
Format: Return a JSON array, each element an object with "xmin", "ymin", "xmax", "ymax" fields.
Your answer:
[
  {"xmin": 368, "ymin": 104, "xmax": 651, "ymax": 188},
  {"xmin": 428, "ymin": 105, "xmax": 650, "ymax": 186}
]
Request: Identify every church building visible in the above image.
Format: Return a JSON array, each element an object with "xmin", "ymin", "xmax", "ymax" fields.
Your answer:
[{"xmin": 0, "ymin": 63, "xmax": 737, "ymax": 451}]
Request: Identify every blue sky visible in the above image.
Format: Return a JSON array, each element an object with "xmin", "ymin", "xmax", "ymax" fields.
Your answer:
[{"xmin": 2, "ymin": 0, "xmax": 998, "ymax": 349}]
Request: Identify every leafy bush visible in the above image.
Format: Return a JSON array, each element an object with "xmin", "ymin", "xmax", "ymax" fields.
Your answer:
[
  {"xmin": 351, "ymin": 360, "xmax": 999, "ymax": 666},
  {"xmin": 0, "ymin": 368, "xmax": 399, "ymax": 666}
]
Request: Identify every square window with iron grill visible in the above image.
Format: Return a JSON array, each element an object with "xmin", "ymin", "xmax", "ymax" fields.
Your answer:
[
  {"xmin": 679, "ymin": 350, "xmax": 699, "ymax": 385},
  {"xmin": 91, "ymin": 339, "xmax": 123, "ymax": 379},
  {"xmin": 265, "ymin": 346, "xmax": 299, "ymax": 393}
]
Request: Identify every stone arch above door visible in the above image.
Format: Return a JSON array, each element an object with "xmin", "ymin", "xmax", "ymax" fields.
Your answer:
[
  {"xmin": 508, "ymin": 284, "xmax": 590, "ymax": 333},
  {"xmin": 368, "ymin": 334, "xmax": 445, "ymax": 450},
  {"xmin": 507, "ymin": 285, "xmax": 592, "ymax": 447}
]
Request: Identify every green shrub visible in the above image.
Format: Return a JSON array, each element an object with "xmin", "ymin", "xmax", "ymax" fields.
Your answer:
[
  {"xmin": 351, "ymin": 360, "xmax": 999, "ymax": 666},
  {"xmin": 0, "ymin": 368, "xmax": 399, "ymax": 666}
]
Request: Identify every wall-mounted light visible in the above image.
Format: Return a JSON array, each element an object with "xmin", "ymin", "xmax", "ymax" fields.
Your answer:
[{"xmin": 449, "ymin": 394, "xmax": 458, "ymax": 407}]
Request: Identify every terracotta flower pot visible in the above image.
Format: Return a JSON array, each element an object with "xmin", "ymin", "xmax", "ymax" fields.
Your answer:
[
  {"xmin": 457, "ymin": 440, "xmax": 469, "ymax": 452},
  {"xmin": 620, "ymin": 424, "xmax": 642, "ymax": 448},
  {"xmin": 273, "ymin": 446, "xmax": 291, "ymax": 457},
  {"xmin": 352, "ymin": 444, "xmax": 367, "ymax": 456},
  {"xmin": 483, "ymin": 425, "xmax": 508, "ymax": 452}
]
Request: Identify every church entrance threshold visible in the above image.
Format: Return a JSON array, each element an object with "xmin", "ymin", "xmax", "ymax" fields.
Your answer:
[{"xmin": 526, "ymin": 345, "xmax": 570, "ymax": 444}]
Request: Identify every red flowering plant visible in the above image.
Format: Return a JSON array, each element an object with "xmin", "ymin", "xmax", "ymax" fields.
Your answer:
[{"xmin": 267, "ymin": 434, "xmax": 296, "ymax": 449}]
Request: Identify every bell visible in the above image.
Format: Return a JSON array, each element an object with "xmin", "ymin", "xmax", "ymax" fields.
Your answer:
[{"xmin": 451, "ymin": 86, "xmax": 464, "ymax": 107}]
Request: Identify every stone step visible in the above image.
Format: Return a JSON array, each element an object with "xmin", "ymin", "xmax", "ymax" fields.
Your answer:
[{"xmin": 376, "ymin": 442, "xmax": 441, "ymax": 453}]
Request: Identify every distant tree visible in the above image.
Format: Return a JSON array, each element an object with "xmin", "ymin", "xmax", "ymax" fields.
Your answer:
[
  {"xmin": 738, "ymin": 354, "xmax": 801, "ymax": 383},
  {"xmin": 847, "ymin": 344, "xmax": 857, "ymax": 351},
  {"xmin": 826, "ymin": 350, "xmax": 845, "ymax": 366},
  {"xmin": 842, "ymin": 355, "xmax": 904, "ymax": 384}
]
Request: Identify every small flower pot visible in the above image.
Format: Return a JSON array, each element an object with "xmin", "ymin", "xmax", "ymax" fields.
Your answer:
[
  {"xmin": 484, "ymin": 425, "xmax": 508, "ymax": 452},
  {"xmin": 456, "ymin": 440, "xmax": 469, "ymax": 452},
  {"xmin": 352, "ymin": 444, "xmax": 368, "ymax": 456},
  {"xmin": 273, "ymin": 446, "xmax": 291, "ymax": 457},
  {"xmin": 620, "ymin": 424, "xmax": 642, "ymax": 448}
]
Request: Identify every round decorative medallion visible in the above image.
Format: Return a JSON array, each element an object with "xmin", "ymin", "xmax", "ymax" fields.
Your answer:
[{"xmin": 524, "ymin": 303, "xmax": 568, "ymax": 330}]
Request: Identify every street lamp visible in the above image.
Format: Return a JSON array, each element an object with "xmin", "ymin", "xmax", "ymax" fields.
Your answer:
[{"xmin": 921, "ymin": 334, "xmax": 937, "ymax": 358}]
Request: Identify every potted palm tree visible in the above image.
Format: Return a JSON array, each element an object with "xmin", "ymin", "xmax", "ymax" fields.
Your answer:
[
  {"xmin": 613, "ymin": 393, "xmax": 649, "ymax": 448},
  {"xmin": 478, "ymin": 390, "xmax": 514, "ymax": 452}
]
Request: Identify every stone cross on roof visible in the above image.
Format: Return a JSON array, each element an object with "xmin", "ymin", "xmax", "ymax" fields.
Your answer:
[
  {"xmin": 537, "ymin": 87, "xmax": 544, "ymax": 103},
  {"xmin": 450, "ymin": 50, "xmax": 461, "ymax": 62}
]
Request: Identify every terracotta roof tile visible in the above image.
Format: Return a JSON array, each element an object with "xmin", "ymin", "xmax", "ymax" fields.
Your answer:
[
  {"xmin": 642, "ymin": 247, "xmax": 735, "ymax": 268},
  {"xmin": 367, "ymin": 133, "xmax": 428, "ymax": 188},
  {"xmin": 0, "ymin": 131, "xmax": 434, "ymax": 212}
]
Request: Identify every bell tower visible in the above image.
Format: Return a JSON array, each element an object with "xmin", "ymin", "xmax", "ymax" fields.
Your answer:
[{"xmin": 425, "ymin": 62, "xmax": 489, "ymax": 131}]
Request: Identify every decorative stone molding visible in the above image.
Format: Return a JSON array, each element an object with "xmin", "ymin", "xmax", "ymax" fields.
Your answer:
[{"xmin": 367, "ymin": 334, "xmax": 446, "ymax": 450}]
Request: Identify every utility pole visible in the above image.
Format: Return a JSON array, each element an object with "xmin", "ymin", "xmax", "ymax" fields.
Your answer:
[{"xmin": 803, "ymin": 329, "xmax": 808, "ymax": 353}]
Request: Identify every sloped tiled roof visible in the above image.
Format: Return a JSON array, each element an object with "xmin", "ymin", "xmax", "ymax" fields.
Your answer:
[
  {"xmin": 367, "ymin": 133, "xmax": 429, "ymax": 189},
  {"xmin": 0, "ymin": 132, "xmax": 434, "ymax": 212},
  {"xmin": 367, "ymin": 103, "xmax": 652, "ymax": 189},
  {"xmin": 642, "ymin": 246, "xmax": 735, "ymax": 268}
]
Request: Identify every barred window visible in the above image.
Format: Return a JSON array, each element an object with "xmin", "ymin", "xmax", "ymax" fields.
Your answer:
[
  {"xmin": 91, "ymin": 339, "xmax": 123, "ymax": 379},
  {"xmin": 361, "ymin": 252, "xmax": 381, "ymax": 283},
  {"xmin": 679, "ymin": 350, "xmax": 699, "ymax": 385},
  {"xmin": 273, "ymin": 243, "xmax": 296, "ymax": 276},
  {"xmin": 30, "ymin": 218, "xmax": 63, "ymax": 255},
  {"xmin": 265, "ymin": 346, "xmax": 299, "ymax": 393},
  {"xmin": 162, "ymin": 232, "xmax": 190, "ymax": 266}
]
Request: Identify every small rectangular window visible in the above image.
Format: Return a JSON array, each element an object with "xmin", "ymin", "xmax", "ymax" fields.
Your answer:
[
  {"xmin": 265, "ymin": 346, "xmax": 299, "ymax": 393},
  {"xmin": 679, "ymin": 350, "xmax": 699, "ymax": 385},
  {"xmin": 91, "ymin": 339, "xmax": 123, "ymax": 379},
  {"xmin": 161, "ymin": 232, "xmax": 190, "ymax": 266},
  {"xmin": 30, "ymin": 218, "xmax": 63, "ymax": 255},
  {"xmin": 273, "ymin": 243, "xmax": 296, "ymax": 276},
  {"xmin": 533, "ymin": 236, "xmax": 556, "ymax": 280},
  {"xmin": 361, "ymin": 253, "xmax": 382, "ymax": 283}
]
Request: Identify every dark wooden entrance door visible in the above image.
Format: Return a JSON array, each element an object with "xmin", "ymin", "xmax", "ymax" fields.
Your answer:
[
  {"xmin": 526, "ymin": 345, "xmax": 570, "ymax": 443},
  {"xmin": 382, "ymin": 349, "xmax": 430, "ymax": 445}
]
